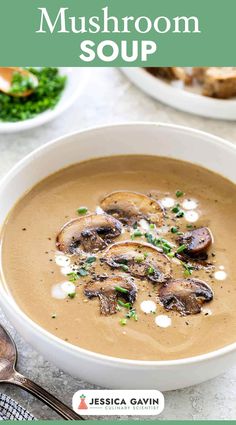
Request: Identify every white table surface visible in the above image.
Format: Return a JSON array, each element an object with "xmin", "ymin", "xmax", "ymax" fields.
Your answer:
[{"xmin": 0, "ymin": 68, "xmax": 236, "ymax": 420}]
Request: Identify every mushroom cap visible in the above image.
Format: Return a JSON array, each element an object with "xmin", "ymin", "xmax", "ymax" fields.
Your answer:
[
  {"xmin": 159, "ymin": 278, "xmax": 214, "ymax": 315},
  {"xmin": 100, "ymin": 191, "xmax": 164, "ymax": 227},
  {"xmin": 56, "ymin": 214, "xmax": 122, "ymax": 254},
  {"xmin": 103, "ymin": 241, "xmax": 172, "ymax": 283},
  {"xmin": 84, "ymin": 276, "xmax": 137, "ymax": 315},
  {"xmin": 178, "ymin": 227, "xmax": 213, "ymax": 257}
]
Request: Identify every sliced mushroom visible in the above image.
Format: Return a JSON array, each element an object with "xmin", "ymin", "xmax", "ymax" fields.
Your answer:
[
  {"xmin": 84, "ymin": 276, "xmax": 137, "ymax": 315},
  {"xmin": 159, "ymin": 278, "xmax": 213, "ymax": 315},
  {"xmin": 177, "ymin": 227, "xmax": 213, "ymax": 257},
  {"xmin": 102, "ymin": 241, "xmax": 172, "ymax": 283},
  {"xmin": 56, "ymin": 214, "xmax": 122, "ymax": 254},
  {"xmin": 100, "ymin": 191, "xmax": 164, "ymax": 227}
]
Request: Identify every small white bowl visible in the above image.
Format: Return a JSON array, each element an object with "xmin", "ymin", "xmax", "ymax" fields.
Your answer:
[
  {"xmin": 0, "ymin": 123, "xmax": 236, "ymax": 390},
  {"xmin": 121, "ymin": 68, "xmax": 236, "ymax": 120},
  {"xmin": 0, "ymin": 68, "xmax": 90, "ymax": 133}
]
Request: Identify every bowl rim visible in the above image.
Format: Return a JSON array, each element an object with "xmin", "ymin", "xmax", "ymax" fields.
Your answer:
[{"xmin": 0, "ymin": 121, "xmax": 236, "ymax": 367}]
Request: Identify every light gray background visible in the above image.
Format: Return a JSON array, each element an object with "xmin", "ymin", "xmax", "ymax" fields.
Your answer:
[{"xmin": 0, "ymin": 68, "xmax": 236, "ymax": 420}]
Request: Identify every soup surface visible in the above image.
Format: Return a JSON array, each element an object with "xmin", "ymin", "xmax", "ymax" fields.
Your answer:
[{"xmin": 1, "ymin": 155, "xmax": 236, "ymax": 360}]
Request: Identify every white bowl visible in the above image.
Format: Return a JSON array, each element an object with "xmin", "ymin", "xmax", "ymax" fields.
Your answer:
[
  {"xmin": 0, "ymin": 68, "xmax": 90, "ymax": 133},
  {"xmin": 0, "ymin": 123, "xmax": 236, "ymax": 391},
  {"xmin": 121, "ymin": 68, "xmax": 236, "ymax": 120}
]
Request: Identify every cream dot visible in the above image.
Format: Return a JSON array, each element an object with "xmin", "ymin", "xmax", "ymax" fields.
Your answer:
[
  {"xmin": 185, "ymin": 210, "xmax": 199, "ymax": 223},
  {"xmin": 202, "ymin": 307, "xmax": 212, "ymax": 316},
  {"xmin": 140, "ymin": 300, "xmax": 157, "ymax": 314},
  {"xmin": 52, "ymin": 284, "xmax": 66, "ymax": 299},
  {"xmin": 182, "ymin": 199, "xmax": 197, "ymax": 210},
  {"xmin": 61, "ymin": 281, "xmax": 76, "ymax": 294},
  {"xmin": 155, "ymin": 315, "xmax": 172, "ymax": 328},
  {"xmin": 51, "ymin": 282, "xmax": 75, "ymax": 299},
  {"xmin": 61, "ymin": 265, "xmax": 73, "ymax": 276},
  {"xmin": 161, "ymin": 197, "xmax": 175, "ymax": 209},
  {"xmin": 214, "ymin": 270, "xmax": 227, "ymax": 281},
  {"xmin": 55, "ymin": 255, "xmax": 70, "ymax": 267}
]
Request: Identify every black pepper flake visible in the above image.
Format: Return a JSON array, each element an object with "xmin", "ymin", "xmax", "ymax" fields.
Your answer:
[{"xmin": 22, "ymin": 228, "xmax": 27, "ymax": 231}]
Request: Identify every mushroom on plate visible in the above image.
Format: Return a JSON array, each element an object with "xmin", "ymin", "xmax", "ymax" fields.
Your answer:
[
  {"xmin": 56, "ymin": 214, "xmax": 122, "ymax": 254},
  {"xmin": 159, "ymin": 278, "xmax": 213, "ymax": 315},
  {"xmin": 102, "ymin": 241, "xmax": 172, "ymax": 283},
  {"xmin": 177, "ymin": 227, "xmax": 213, "ymax": 258},
  {"xmin": 100, "ymin": 191, "xmax": 164, "ymax": 227},
  {"xmin": 84, "ymin": 276, "xmax": 137, "ymax": 315}
]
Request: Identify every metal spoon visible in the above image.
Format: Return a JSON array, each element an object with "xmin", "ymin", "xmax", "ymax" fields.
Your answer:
[
  {"xmin": 0, "ymin": 67, "xmax": 38, "ymax": 97},
  {"xmin": 0, "ymin": 323, "xmax": 83, "ymax": 420}
]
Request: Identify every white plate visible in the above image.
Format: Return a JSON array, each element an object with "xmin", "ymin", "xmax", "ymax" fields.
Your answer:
[
  {"xmin": 121, "ymin": 68, "xmax": 236, "ymax": 121},
  {"xmin": 0, "ymin": 68, "xmax": 90, "ymax": 133}
]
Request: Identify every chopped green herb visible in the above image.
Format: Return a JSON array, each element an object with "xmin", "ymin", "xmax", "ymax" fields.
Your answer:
[
  {"xmin": 117, "ymin": 300, "xmax": 132, "ymax": 309},
  {"xmin": 120, "ymin": 318, "xmax": 127, "ymax": 326},
  {"xmin": 77, "ymin": 207, "xmax": 88, "ymax": 215},
  {"xmin": 10, "ymin": 71, "xmax": 37, "ymax": 95},
  {"xmin": 176, "ymin": 211, "xmax": 184, "ymax": 218},
  {"xmin": 147, "ymin": 266, "xmax": 155, "ymax": 275},
  {"xmin": 149, "ymin": 223, "xmax": 155, "ymax": 229},
  {"xmin": 181, "ymin": 261, "xmax": 194, "ymax": 277},
  {"xmin": 171, "ymin": 226, "xmax": 179, "ymax": 234},
  {"xmin": 78, "ymin": 268, "xmax": 89, "ymax": 277},
  {"xmin": 116, "ymin": 305, "xmax": 121, "ymax": 312},
  {"xmin": 85, "ymin": 256, "xmax": 96, "ymax": 264},
  {"xmin": 172, "ymin": 204, "xmax": 180, "ymax": 213},
  {"xmin": 135, "ymin": 255, "xmax": 145, "ymax": 263},
  {"xmin": 0, "ymin": 68, "xmax": 66, "ymax": 122},
  {"xmin": 176, "ymin": 190, "xmax": 184, "ymax": 198},
  {"xmin": 68, "ymin": 292, "xmax": 76, "ymax": 299},
  {"xmin": 187, "ymin": 224, "xmax": 194, "ymax": 229},
  {"xmin": 145, "ymin": 233, "xmax": 173, "ymax": 254},
  {"xmin": 131, "ymin": 229, "xmax": 143, "ymax": 239},
  {"xmin": 67, "ymin": 272, "xmax": 78, "ymax": 282},
  {"xmin": 171, "ymin": 204, "xmax": 185, "ymax": 218},
  {"xmin": 176, "ymin": 244, "xmax": 187, "ymax": 254},
  {"xmin": 126, "ymin": 309, "xmax": 138, "ymax": 321},
  {"xmin": 120, "ymin": 264, "xmax": 129, "ymax": 272},
  {"xmin": 167, "ymin": 252, "xmax": 175, "ymax": 258},
  {"xmin": 115, "ymin": 286, "xmax": 129, "ymax": 294},
  {"xmin": 145, "ymin": 232, "xmax": 154, "ymax": 244}
]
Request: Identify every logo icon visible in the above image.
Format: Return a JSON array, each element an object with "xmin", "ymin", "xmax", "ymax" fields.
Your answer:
[{"xmin": 78, "ymin": 394, "xmax": 88, "ymax": 410}]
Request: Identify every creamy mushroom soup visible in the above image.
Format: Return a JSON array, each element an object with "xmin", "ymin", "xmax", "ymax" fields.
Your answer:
[{"xmin": 1, "ymin": 155, "xmax": 236, "ymax": 361}]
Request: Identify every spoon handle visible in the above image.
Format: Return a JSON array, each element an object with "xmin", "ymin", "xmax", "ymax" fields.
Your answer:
[{"xmin": 10, "ymin": 371, "xmax": 83, "ymax": 420}]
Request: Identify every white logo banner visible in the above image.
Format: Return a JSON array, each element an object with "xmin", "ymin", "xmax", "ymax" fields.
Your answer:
[{"xmin": 72, "ymin": 389, "xmax": 164, "ymax": 416}]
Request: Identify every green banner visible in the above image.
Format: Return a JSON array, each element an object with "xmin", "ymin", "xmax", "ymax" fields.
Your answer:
[
  {"xmin": 5, "ymin": 418, "xmax": 236, "ymax": 425},
  {"xmin": 0, "ymin": 0, "xmax": 236, "ymax": 66}
]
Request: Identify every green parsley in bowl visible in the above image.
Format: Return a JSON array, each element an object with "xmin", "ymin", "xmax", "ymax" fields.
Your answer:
[{"xmin": 0, "ymin": 67, "xmax": 89, "ymax": 133}]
